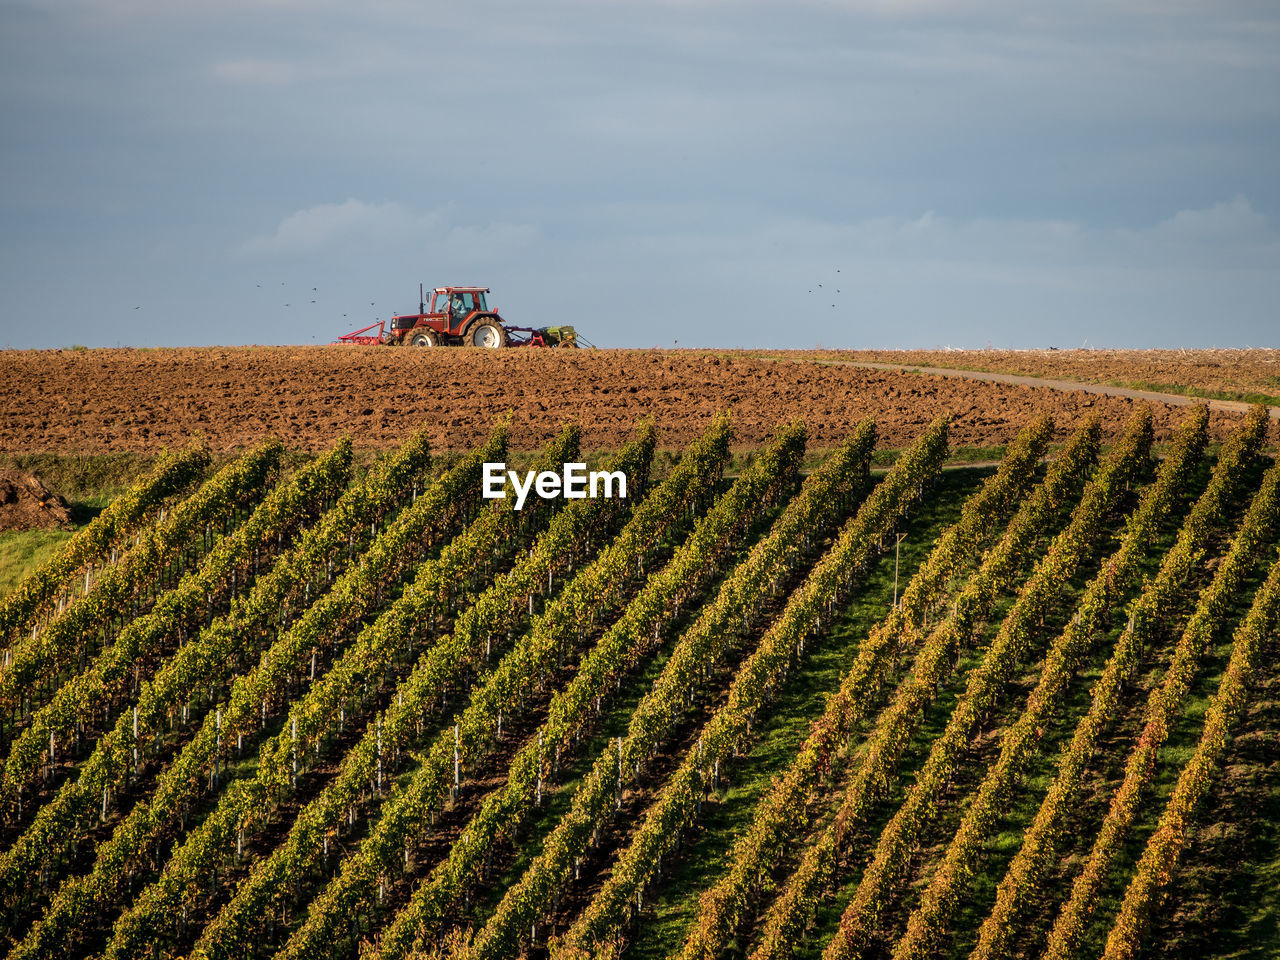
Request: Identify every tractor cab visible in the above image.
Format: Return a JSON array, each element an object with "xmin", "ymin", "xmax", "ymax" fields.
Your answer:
[{"xmin": 434, "ymin": 288, "xmax": 489, "ymax": 324}]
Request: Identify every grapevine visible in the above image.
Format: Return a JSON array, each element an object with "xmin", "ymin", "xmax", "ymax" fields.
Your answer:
[
  {"xmin": 972, "ymin": 404, "xmax": 1272, "ymax": 960},
  {"xmin": 0, "ymin": 442, "xmax": 210, "ymax": 650},
  {"xmin": 891, "ymin": 406, "xmax": 1225, "ymax": 960},
  {"xmin": 3, "ymin": 427, "xmax": 506, "ymax": 960},
  {"xmin": 1036, "ymin": 442, "xmax": 1280, "ymax": 960},
  {"xmin": 818, "ymin": 410, "xmax": 1171, "ymax": 960},
  {"xmin": 1100, "ymin": 542, "xmax": 1280, "ymax": 960},
  {"xmin": 264, "ymin": 415, "xmax": 736, "ymax": 960},
  {"xmin": 0, "ymin": 441, "xmax": 283, "ymax": 718},
  {"xmin": 381, "ymin": 419, "xmax": 852, "ymax": 959},
  {"xmin": 555, "ymin": 415, "xmax": 950, "ymax": 959},
  {"xmin": 1, "ymin": 439, "xmax": 354, "ymax": 808},
  {"xmin": 101, "ymin": 424, "xmax": 585, "ymax": 956},
  {"xmin": 183, "ymin": 418, "xmax": 703, "ymax": 960},
  {"xmin": 744, "ymin": 415, "xmax": 1109, "ymax": 960},
  {"xmin": 676, "ymin": 413, "xmax": 1055, "ymax": 960}
]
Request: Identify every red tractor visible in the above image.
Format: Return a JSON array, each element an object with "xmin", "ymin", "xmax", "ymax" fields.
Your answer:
[{"xmin": 337, "ymin": 285, "xmax": 579, "ymax": 348}]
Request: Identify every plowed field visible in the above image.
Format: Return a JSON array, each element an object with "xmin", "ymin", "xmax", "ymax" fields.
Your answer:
[
  {"xmin": 841, "ymin": 348, "xmax": 1280, "ymax": 401},
  {"xmin": 0, "ymin": 347, "xmax": 1261, "ymax": 453}
]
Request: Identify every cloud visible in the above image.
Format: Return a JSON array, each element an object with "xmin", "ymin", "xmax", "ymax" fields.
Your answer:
[
  {"xmin": 240, "ymin": 199, "xmax": 537, "ymax": 259},
  {"xmin": 241, "ymin": 199, "xmax": 417, "ymax": 255},
  {"xmin": 1150, "ymin": 195, "xmax": 1269, "ymax": 242}
]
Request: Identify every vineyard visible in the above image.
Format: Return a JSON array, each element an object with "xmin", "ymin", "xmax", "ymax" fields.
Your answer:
[{"xmin": 0, "ymin": 405, "xmax": 1277, "ymax": 960}]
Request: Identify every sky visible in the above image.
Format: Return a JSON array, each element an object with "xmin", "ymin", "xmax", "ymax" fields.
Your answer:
[{"xmin": 1, "ymin": 0, "xmax": 1277, "ymax": 350}]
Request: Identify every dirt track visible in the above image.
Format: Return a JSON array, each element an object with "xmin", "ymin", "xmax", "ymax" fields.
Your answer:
[
  {"xmin": 0, "ymin": 347, "xmax": 1263, "ymax": 454},
  {"xmin": 838, "ymin": 348, "xmax": 1280, "ymax": 401},
  {"xmin": 827, "ymin": 361, "xmax": 1280, "ymax": 420}
]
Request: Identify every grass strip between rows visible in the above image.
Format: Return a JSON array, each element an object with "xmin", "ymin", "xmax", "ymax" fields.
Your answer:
[
  {"xmin": 742, "ymin": 416, "xmax": 1107, "ymax": 960},
  {"xmin": 383, "ymin": 419, "xmax": 864, "ymax": 959},
  {"xmin": 890, "ymin": 406, "xmax": 1230, "ymax": 960},
  {"xmin": 552, "ymin": 415, "xmax": 951, "ymax": 959},
  {"xmin": 972, "ymin": 405, "xmax": 1273, "ymax": 960},
  {"xmin": 676, "ymin": 413, "xmax": 1055, "ymax": 960}
]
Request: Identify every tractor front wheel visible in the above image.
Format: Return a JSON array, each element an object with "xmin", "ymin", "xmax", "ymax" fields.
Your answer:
[
  {"xmin": 410, "ymin": 330, "xmax": 438, "ymax": 347},
  {"xmin": 468, "ymin": 321, "xmax": 507, "ymax": 349}
]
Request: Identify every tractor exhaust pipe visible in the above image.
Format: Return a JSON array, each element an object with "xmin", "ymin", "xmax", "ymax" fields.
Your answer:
[{"xmin": 419, "ymin": 282, "xmax": 425, "ymax": 315}]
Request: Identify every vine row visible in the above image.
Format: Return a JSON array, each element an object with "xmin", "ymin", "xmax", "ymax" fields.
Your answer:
[
  {"xmin": 1, "ymin": 439, "xmax": 355, "ymax": 810},
  {"xmin": 268, "ymin": 416, "xmax": 738, "ymax": 960},
  {"xmin": 972, "ymin": 405, "xmax": 1272, "ymax": 960},
  {"xmin": 1038, "ymin": 446, "xmax": 1280, "ymax": 960},
  {"xmin": 183, "ymin": 418, "xmax": 709, "ymax": 960},
  {"xmin": 891, "ymin": 406, "xmax": 1226, "ymax": 960},
  {"xmin": 0, "ymin": 441, "xmax": 284, "ymax": 720},
  {"xmin": 4, "ymin": 427, "xmax": 505, "ymax": 960},
  {"xmin": 0, "ymin": 442, "xmax": 210, "ymax": 650},
  {"xmin": 819, "ymin": 410, "xmax": 1174, "ymax": 960},
  {"xmin": 676, "ymin": 413, "xmax": 1055, "ymax": 960},
  {"xmin": 555, "ymin": 416, "xmax": 950, "ymax": 959},
  {"xmin": 102, "ymin": 424, "xmax": 587, "ymax": 956},
  {"xmin": 743, "ymin": 416, "xmax": 1108, "ymax": 960},
  {"xmin": 1100, "ymin": 541, "xmax": 1280, "ymax": 960},
  {"xmin": 383, "ymin": 419, "xmax": 850, "ymax": 959}
]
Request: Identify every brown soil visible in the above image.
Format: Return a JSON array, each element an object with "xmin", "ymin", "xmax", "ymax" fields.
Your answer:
[
  {"xmin": 0, "ymin": 471, "xmax": 72, "ymax": 532},
  {"xmin": 822, "ymin": 349, "xmax": 1280, "ymax": 402},
  {"xmin": 0, "ymin": 347, "xmax": 1262, "ymax": 455}
]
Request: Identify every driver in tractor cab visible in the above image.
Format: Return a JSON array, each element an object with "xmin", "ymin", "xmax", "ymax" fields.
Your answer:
[{"xmin": 450, "ymin": 294, "xmax": 466, "ymax": 320}]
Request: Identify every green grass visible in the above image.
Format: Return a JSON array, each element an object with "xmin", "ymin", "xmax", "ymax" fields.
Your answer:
[
  {"xmin": 0, "ymin": 528, "xmax": 77, "ymax": 597},
  {"xmin": 617, "ymin": 452, "xmax": 1280, "ymax": 960},
  {"xmin": 626, "ymin": 466, "xmax": 993, "ymax": 960}
]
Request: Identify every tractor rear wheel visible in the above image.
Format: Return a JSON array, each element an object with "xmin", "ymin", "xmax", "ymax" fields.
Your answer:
[
  {"xmin": 468, "ymin": 321, "xmax": 507, "ymax": 349},
  {"xmin": 410, "ymin": 330, "xmax": 438, "ymax": 347}
]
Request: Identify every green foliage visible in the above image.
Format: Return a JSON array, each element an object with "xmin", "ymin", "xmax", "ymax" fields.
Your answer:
[
  {"xmin": 557, "ymin": 416, "xmax": 952, "ymax": 958},
  {"xmin": 416, "ymin": 420, "xmax": 863, "ymax": 960},
  {"xmin": 677, "ymin": 414, "xmax": 1056, "ymax": 960},
  {"xmin": 5, "ymin": 411, "xmax": 1278, "ymax": 960},
  {"xmin": 974, "ymin": 405, "xmax": 1272, "ymax": 960}
]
